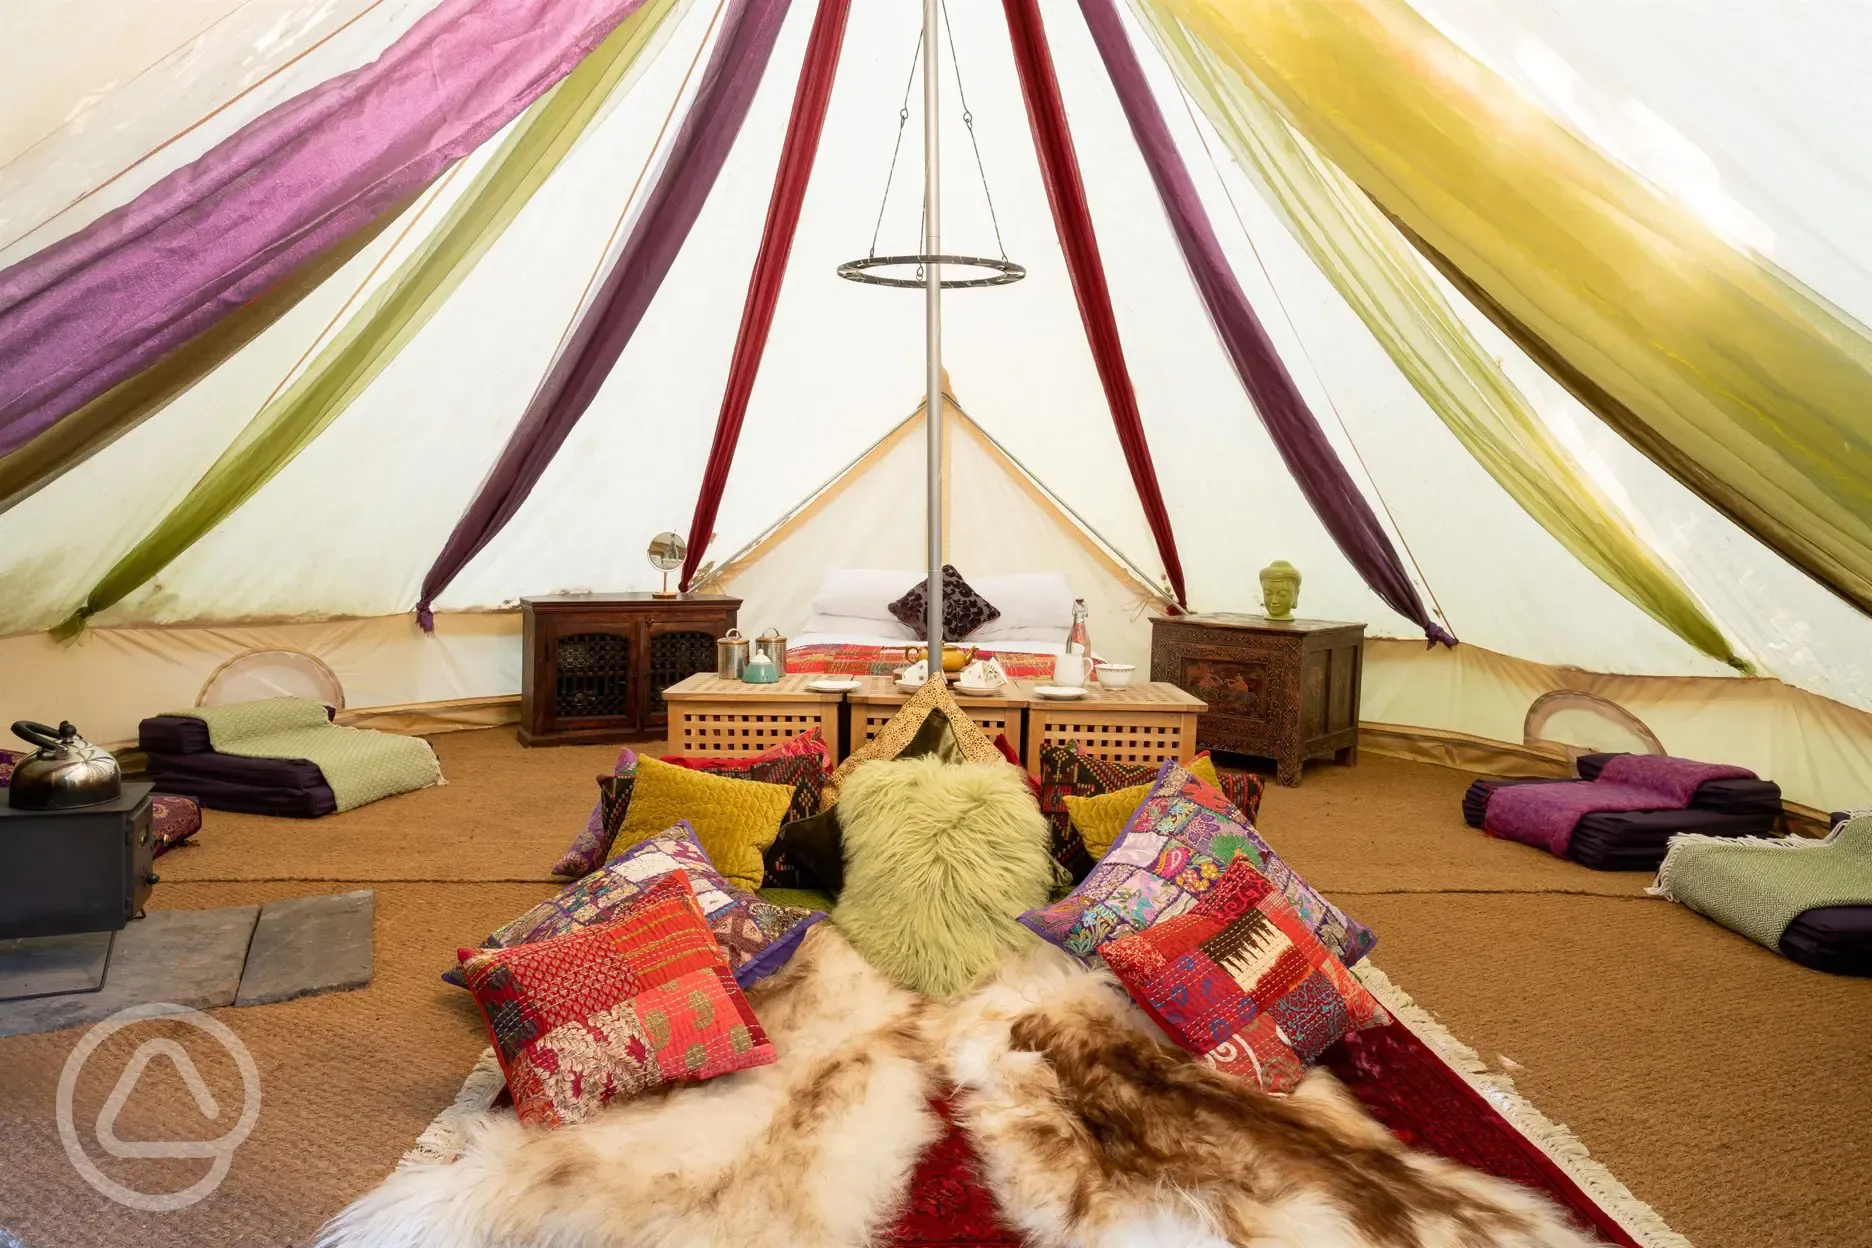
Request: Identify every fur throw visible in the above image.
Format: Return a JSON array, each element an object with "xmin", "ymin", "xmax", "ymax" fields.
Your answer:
[
  {"xmin": 834, "ymin": 756, "xmax": 1053, "ymax": 998},
  {"xmin": 319, "ymin": 927, "xmax": 940, "ymax": 1248},
  {"xmin": 325, "ymin": 933, "xmax": 1608, "ymax": 1248},
  {"xmin": 946, "ymin": 944, "xmax": 1604, "ymax": 1248}
]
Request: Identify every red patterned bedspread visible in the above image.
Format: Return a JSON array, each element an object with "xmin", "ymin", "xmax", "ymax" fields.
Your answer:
[{"xmin": 787, "ymin": 643, "xmax": 1059, "ymax": 680}]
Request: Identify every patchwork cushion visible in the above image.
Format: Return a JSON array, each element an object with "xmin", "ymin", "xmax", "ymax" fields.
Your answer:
[
  {"xmin": 1064, "ymin": 753, "xmax": 1240, "ymax": 863},
  {"xmin": 887, "ymin": 564, "xmax": 1001, "ymax": 641},
  {"xmin": 1020, "ymin": 760, "xmax": 1375, "ymax": 967},
  {"xmin": 1039, "ymin": 742, "xmax": 1263, "ymax": 881},
  {"xmin": 449, "ymin": 821, "xmax": 823, "ymax": 989},
  {"xmin": 552, "ymin": 748, "xmax": 637, "ymax": 878},
  {"xmin": 834, "ymin": 756, "xmax": 1053, "ymax": 998},
  {"xmin": 1102, "ymin": 858, "xmax": 1387, "ymax": 1092},
  {"xmin": 455, "ymin": 872, "xmax": 775, "ymax": 1128},
  {"xmin": 821, "ymin": 676, "xmax": 1005, "ymax": 810},
  {"xmin": 150, "ymin": 794, "xmax": 203, "ymax": 857},
  {"xmin": 607, "ymin": 756, "xmax": 792, "ymax": 891}
]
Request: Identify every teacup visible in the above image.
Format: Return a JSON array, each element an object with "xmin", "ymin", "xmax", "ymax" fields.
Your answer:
[
  {"xmin": 1052, "ymin": 652, "xmax": 1090, "ymax": 688},
  {"xmin": 1095, "ymin": 662, "xmax": 1135, "ymax": 689}
]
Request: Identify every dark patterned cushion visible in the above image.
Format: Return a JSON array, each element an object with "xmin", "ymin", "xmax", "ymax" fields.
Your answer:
[
  {"xmin": 150, "ymin": 794, "xmax": 203, "ymax": 857},
  {"xmin": 887, "ymin": 565, "xmax": 1001, "ymax": 641},
  {"xmin": 1038, "ymin": 741, "xmax": 1264, "ymax": 882}
]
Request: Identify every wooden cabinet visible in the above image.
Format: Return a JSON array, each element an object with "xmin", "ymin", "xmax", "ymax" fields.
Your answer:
[
  {"xmin": 1149, "ymin": 614, "xmax": 1364, "ymax": 786},
  {"xmin": 520, "ymin": 594, "xmax": 739, "ymax": 746}
]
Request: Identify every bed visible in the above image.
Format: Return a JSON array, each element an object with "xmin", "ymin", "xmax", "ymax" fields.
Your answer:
[{"xmin": 785, "ymin": 568, "xmax": 1082, "ymax": 680}]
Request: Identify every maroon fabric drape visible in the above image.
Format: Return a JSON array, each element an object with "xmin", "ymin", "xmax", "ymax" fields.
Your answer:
[
  {"xmin": 679, "ymin": 0, "xmax": 853, "ymax": 592},
  {"xmin": 1075, "ymin": 0, "xmax": 1453, "ymax": 645},
  {"xmin": 416, "ymin": 0, "xmax": 792, "ymax": 628},
  {"xmin": 1001, "ymin": 0, "xmax": 1187, "ymax": 609}
]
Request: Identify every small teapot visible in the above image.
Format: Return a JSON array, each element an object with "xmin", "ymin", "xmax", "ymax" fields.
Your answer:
[
  {"xmin": 901, "ymin": 644, "xmax": 976, "ymax": 674},
  {"xmin": 8, "ymin": 720, "xmax": 122, "ymax": 810}
]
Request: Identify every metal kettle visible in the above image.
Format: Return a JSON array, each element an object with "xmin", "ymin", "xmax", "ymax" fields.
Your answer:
[{"xmin": 8, "ymin": 721, "xmax": 122, "ymax": 810}]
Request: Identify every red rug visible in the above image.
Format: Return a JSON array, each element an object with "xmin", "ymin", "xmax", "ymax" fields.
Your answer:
[
  {"xmin": 788, "ymin": 644, "xmax": 1059, "ymax": 680},
  {"xmin": 885, "ymin": 1021, "xmax": 1641, "ymax": 1247}
]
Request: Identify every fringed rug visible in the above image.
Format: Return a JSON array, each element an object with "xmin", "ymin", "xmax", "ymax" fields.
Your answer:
[{"xmin": 340, "ymin": 934, "xmax": 1688, "ymax": 1248}]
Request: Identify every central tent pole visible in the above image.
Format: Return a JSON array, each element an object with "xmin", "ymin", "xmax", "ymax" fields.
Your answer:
[{"xmin": 922, "ymin": 0, "xmax": 944, "ymax": 666}]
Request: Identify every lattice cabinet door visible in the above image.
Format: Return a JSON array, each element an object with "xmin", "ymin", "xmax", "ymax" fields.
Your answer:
[
  {"xmin": 553, "ymin": 630, "xmax": 634, "ymax": 723},
  {"xmin": 644, "ymin": 624, "xmax": 723, "ymax": 729}
]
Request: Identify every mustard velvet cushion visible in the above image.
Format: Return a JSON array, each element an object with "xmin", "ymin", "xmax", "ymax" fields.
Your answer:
[
  {"xmin": 606, "ymin": 755, "xmax": 792, "ymax": 891},
  {"xmin": 1064, "ymin": 754, "xmax": 1225, "ymax": 863}
]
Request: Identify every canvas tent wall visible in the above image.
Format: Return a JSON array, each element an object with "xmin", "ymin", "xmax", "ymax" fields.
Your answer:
[{"xmin": 1, "ymin": 0, "xmax": 1868, "ymax": 812}]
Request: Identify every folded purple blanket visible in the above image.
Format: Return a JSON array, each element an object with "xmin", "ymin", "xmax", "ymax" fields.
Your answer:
[{"xmin": 1483, "ymin": 754, "xmax": 1757, "ymax": 857}]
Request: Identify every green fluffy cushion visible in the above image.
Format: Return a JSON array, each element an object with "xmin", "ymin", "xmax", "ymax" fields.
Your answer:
[{"xmin": 833, "ymin": 756, "xmax": 1053, "ymax": 998}]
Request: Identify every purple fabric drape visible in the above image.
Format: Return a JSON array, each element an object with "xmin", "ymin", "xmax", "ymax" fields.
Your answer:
[
  {"xmin": 0, "ymin": 0, "xmax": 656, "ymax": 458},
  {"xmin": 416, "ymin": 0, "xmax": 792, "ymax": 628},
  {"xmin": 1077, "ymin": 0, "xmax": 1454, "ymax": 645}
]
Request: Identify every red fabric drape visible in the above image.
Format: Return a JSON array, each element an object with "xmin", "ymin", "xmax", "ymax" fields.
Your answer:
[
  {"xmin": 679, "ymin": 0, "xmax": 853, "ymax": 591},
  {"xmin": 1001, "ymin": 0, "xmax": 1187, "ymax": 608}
]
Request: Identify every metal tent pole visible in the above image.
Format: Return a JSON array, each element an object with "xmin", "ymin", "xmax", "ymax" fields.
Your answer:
[{"xmin": 922, "ymin": 0, "xmax": 944, "ymax": 668}]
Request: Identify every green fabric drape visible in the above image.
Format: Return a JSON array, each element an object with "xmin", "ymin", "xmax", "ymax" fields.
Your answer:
[
  {"xmin": 52, "ymin": 0, "xmax": 686, "ymax": 639},
  {"xmin": 1164, "ymin": 0, "xmax": 1872, "ymax": 618},
  {"xmin": 1130, "ymin": 3, "xmax": 1744, "ymax": 669},
  {"xmin": 0, "ymin": 202, "xmax": 409, "ymax": 515}
]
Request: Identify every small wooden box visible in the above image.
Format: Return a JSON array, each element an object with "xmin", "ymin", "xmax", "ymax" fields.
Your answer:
[
  {"xmin": 0, "ymin": 783, "xmax": 155, "ymax": 940},
  {"xmin": 1020, "ymin": 682, "xmax": 1205, "ymax": 775},
  {"xmin": 1150, "ymin": 614, "xmax": 1364, "ymax": 786},
  {"xmin": 847, "ymin": 677, "xmax": 1027, "ymax": 760},
  {"xmin": 661, "ymin": 673, "xmax": 844, "ymax": 759}
]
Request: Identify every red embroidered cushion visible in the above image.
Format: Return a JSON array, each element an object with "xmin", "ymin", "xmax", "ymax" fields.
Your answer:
[
  {"xmin": 1100, "ymin": 858, "xmax": 1386, "ymax": 1093},
  {"xmin": 456, "ymin": 872, "xmax": 775, "ymax": 1128}
]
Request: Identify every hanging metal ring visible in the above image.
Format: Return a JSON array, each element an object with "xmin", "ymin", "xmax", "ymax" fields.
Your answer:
[{"xmin": 837, "ymin": 254, "xmax": 1026, "ymax": 289}]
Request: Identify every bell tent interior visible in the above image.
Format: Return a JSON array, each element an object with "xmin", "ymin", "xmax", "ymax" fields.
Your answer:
[{"xmin": 0, "ymin": 1, "xmax": 1867, "ymax": 1246}]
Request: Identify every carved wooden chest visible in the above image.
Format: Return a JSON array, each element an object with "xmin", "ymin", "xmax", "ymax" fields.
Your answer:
[{"xmin": 1149, "ymin": 614, "xmax": 1364, "ymax": 786}]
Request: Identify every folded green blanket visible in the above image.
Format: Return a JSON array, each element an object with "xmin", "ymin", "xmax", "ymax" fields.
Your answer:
[
  {"xmin": 168, "ymin": 697, "xmax": 442, "ymax": 813},
  {"xmin": 1651, "ymin": 816, "xmax": 1872, "ymax": 950}
]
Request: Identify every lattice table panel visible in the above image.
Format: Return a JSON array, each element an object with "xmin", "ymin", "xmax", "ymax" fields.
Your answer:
[
  {"xmin": 1021, "ymin": 682, "xmax": 1205, "ymax": 774},
  {"xmin": 662, "ymin": 674, "xmax": 843, "ymax": 759}
]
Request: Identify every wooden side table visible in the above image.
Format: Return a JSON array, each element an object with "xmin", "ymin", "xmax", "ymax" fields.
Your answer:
[
  {"xmin": 1019, "ymin": 681, "xmax": 1205, "ymax": 775},
  {"xmin": 1149, "ymin": 614, "xmax": 1364, "ymax": 786},
  {"xmin": 847, "ymin": 676, "xmax": 1028, "ymax": 760},
  {"xmin": 660, "ymin": 673, "xmax": 844, "ymax": 759}
]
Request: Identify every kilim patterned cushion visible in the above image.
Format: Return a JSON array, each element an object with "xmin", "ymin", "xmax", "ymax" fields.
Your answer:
[
  {"xmin": 659, "ymin": 732, "xmax": 831, "ymax": 827},
  {"xmin": 886, "ymin": 564, "xmax": 1001, "ymax": 641},
  {"xmin": 150, "ymin": 794, "xmax": 203, "ymax": 857},
  {"xmin": 552, "ymin": 747, "xmax": 638, "ymax": 878},
  {"xmin": 1038, "ymin": 742, "xmax": 1264, "ymax": 881},
  {"xmin": 1020, "ymin": 759, "xmax": 1376, "ymax": 967},
  {"xmin": 448, "ymin": 821, "xmax": 823, "ymax": 989},
  {"xmin": 455, "ymin": 871, "xmax": 775, "ymax": 1129},
  {"xmin": 1101, "ymin": 858, "xmax": 1387, "ymax": 1093}
]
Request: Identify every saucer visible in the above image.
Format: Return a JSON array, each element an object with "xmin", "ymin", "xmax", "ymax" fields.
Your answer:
[
  {"xmin": 1031, "ymin": 685, "xmax": 1089, "ymax": 700},
  {"xmin": 805, "ymin": 678, "xmax": 861, "ymax": 693},
  {"xmin": 953, "ymin": 681, "xmax": 1004, "ymax": 697}
]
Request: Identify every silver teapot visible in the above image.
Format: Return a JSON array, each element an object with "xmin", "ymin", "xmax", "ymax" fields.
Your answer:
[{"xmin": 8, "ymin": 721, "xmax": 122, "ymax": 810}]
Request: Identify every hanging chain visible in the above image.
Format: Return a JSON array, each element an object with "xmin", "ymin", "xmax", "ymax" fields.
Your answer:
[
  {"xmin": 869, "ymin": 28, "xmax": 925, "ymax": 260},
  {"xmin": 941, "ymin": 0, "xmax": 1008, "ymax": 260}
]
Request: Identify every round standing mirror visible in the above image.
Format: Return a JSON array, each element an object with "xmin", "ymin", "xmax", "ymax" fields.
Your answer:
[{"xmin": 648, "ymin": 531, "xmax": 686, "ymax": 598}]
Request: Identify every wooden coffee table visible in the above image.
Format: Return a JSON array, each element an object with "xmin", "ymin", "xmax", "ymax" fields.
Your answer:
[
  {"xmin": 660, "ymin": 673, "xmax": 845, "ymax": 759},
  {"xmin": 1019, "ymin": 681, "xmax": 1206, "ymax": 774},
  {"xmin": 847, "ymin": 676, "xmax": 1029, "ymax": 760}
]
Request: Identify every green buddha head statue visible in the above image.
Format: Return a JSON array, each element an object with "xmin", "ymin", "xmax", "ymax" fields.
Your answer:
[{"xmin": 1259, "ymin": 560, "xmax": 1301, "ymax": 620}]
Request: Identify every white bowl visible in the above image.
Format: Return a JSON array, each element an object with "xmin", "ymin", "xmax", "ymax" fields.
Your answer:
[{"xmin": 1095, "ymin": 663, "xmax": 1136, "ymax": 689}]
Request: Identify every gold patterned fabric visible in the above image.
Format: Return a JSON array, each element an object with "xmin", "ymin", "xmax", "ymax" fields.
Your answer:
[{"xmin": 819, "ymin": 677, "xmax": 1004, "ymax": 810}]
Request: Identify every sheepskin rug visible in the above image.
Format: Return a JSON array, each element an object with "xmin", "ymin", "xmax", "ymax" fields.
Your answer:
[
  {"xmin": 318, "ymin": 926, "xmax": 940, "ymax": 1248},
  {"xmin": 946, "ymin": 943, "xmax": 1605, "ymax": 1248},
  {"xmin": 323, "ymin": 931, "xmax": 1609, "ymax": 1248}
]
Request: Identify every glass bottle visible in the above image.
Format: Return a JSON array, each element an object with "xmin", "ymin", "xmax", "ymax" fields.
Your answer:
[{"xmin": 1066, "ymin": 598, "xmax": 1091, "ymax": 659}]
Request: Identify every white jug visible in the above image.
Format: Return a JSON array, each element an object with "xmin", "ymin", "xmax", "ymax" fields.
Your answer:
[{"xmin": 1051, "ymin": 651, "xmax": 1090, "ymax": 688}]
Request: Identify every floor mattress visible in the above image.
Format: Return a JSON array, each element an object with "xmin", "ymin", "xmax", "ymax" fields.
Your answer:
[
  {"xmin": 1463, "ymin": 776, "xmax": 1779, "ymax": 871},
  {"xmin": 1778, "ymin": 905, "xmax": 1872, "ymax": 976}
]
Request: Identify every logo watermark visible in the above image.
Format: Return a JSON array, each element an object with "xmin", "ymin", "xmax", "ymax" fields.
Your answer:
[{"xmin": 56, "ymin": 1002, "xmax": 261, "ymax": 1212}]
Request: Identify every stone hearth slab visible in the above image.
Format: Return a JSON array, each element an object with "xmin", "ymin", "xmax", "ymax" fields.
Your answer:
[
  {"xmin": 0, "ymin": 930, "xmax": 114, "ymax": 1002},
  {"xmin": 0, "ymin": 907, "xmax": 258, "ymax": 1038},
  {"xmin": 236, "ymin": 890, "xmax": 374, "ymax": 1006}
]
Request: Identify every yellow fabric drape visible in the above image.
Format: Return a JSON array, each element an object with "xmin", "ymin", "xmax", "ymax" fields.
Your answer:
[
  {"xmin": 1165, "ymin": 0, "xmax": 1872, "ymax": 616},
  {"xmin": 1131, "ymin": 3, "xmax": 1743, "ymax": 668}
]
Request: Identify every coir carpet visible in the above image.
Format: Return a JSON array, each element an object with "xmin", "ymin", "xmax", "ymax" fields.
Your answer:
[{"xmin": 0, "ymin": 728, "xmax": 1864, "ymax": 1247}]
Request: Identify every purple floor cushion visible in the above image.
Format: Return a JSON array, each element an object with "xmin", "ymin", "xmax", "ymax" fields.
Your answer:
[{"xmin": 1778, "ymin": 907, "xmax": 1872, "ymax": 977}]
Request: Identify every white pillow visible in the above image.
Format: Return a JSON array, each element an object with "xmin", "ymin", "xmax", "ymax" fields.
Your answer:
[
  {"xmin": 808, "ymin": 568, "xmax": 926, "ymax": 622},
  {"xmin": 967, "ymin": 572, "xmax": 1074, "ymax": 638},
  {"xmin": 798, "ymin": 612, "xmax": 919, "ymax": 641}
]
